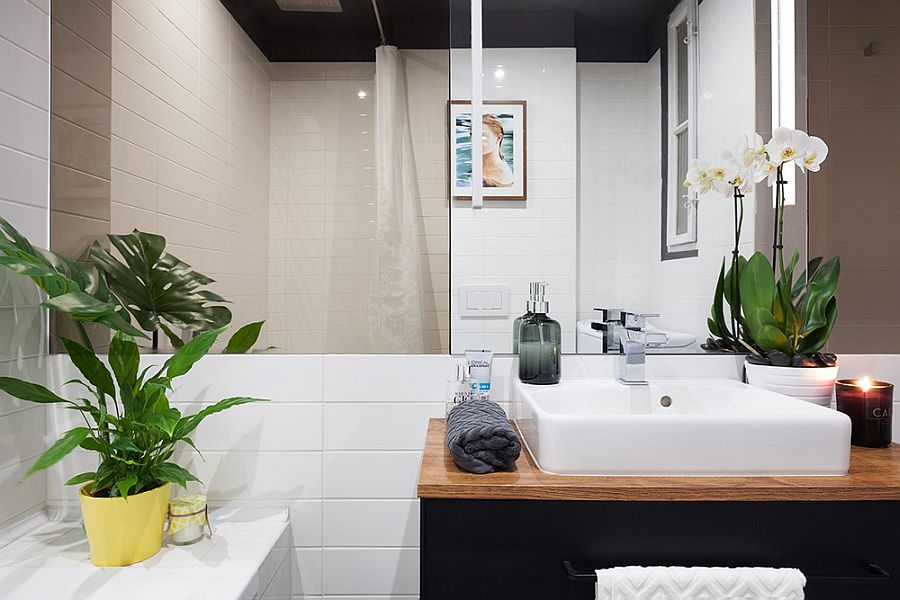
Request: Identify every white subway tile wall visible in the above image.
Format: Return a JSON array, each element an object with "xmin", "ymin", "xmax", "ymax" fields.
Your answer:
[
  {"xmin": 577, "ymin": 60, "xmax": 660, "ymax": 327},
  {"xmin": 0, "ymin": 0, "xmax": 50, "ymax": 533},
  {"xmin": 644, "ymin": 0, "xmax": 758, "ymax": 340},
  {"xmin": 43, "ymin": 351, "xmax": 900, "ymax": 599},
  {"xmin": 450, "ymin": 48, "xmax": 579, "ymax": 354},
  {"xmin": 109, "ymin": 0, "xmax": 271, "ymax": 347},
  {"xmin": 268, "ymin": 52, "xmax": 449, "ymax": 354}
]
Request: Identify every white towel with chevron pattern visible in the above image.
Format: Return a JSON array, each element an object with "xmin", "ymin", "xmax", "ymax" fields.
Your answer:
[{"xmin": 596, "ymin": 566, "xmax": 806, "ymax": 599}]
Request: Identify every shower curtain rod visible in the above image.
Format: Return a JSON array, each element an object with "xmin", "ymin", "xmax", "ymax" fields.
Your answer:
[{"xmin": 371, "ymin": 0, "xmax": 387, "ymax": 46}]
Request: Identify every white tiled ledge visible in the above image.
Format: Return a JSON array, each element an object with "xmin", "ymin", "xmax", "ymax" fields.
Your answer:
[{"xmin": 0, "ymin": 507, "xmax": 291, "ymax": 600}]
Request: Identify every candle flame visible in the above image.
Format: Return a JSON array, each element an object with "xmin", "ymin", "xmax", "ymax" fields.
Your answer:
[{"xmin": 859, "ymin": 376, "xmax": 873, "ymax": 392}]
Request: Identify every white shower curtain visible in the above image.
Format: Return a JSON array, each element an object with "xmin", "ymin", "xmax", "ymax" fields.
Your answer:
[{"xmin": 369, "ymin": 45, "xmax": 426, "ymax": 353}]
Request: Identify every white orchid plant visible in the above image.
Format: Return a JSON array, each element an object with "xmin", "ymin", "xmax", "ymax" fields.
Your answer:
[{"xmin": 685, "ymin": 127, "xmax": 836, "ymax": 363}]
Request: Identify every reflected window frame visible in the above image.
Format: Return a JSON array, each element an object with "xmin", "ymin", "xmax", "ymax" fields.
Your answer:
[{"xmin": 664, "ymin": 0, "xmax": 700, "ymax": 254}]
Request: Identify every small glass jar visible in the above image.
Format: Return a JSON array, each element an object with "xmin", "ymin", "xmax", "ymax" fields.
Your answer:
[
  {"xmin": 836, "ymin": 378, "xmax": 894, "ymax": 448},
  {"xmin": 167, "ymin": 494, "xmax": 210, "ymax": 545}
]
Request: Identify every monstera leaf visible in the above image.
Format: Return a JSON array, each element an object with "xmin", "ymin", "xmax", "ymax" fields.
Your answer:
[
  {"xmin": 0, "ymin": 217, "xmax": 145, "ymax": 346},
  {"xmin": 90, "ymin": 230, "xmax": 232, "ymax": 347}
]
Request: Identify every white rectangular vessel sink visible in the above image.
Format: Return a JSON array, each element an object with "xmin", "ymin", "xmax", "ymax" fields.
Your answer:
[{"xmin": 512, "ymin": 378, "xmax": 852, "ymax": 476}]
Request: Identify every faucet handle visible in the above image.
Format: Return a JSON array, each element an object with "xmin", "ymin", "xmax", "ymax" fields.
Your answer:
[
  {"xmin": 622, "ymin": 312, "xmax": 659, "ymax": 330},
  {"xmin": 592, "ymin": 308, "xmax": 624, "ymax": 323}
]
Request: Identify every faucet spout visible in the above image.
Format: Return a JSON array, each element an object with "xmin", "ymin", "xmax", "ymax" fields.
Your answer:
[{"xmin": 616, "ymin": 328, "xmax": 649, "ymax": 386}]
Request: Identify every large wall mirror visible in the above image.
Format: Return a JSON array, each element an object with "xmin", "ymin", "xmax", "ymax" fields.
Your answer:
[{"xmin": 39, "ymin": 0, "xmax": 895, "ymax": 357}]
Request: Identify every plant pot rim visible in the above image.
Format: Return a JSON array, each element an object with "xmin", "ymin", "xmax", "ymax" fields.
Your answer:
[
  {"xmin": 744, "ymin": 359, "xmax": 838, "ymax": 369},
  {"xmin": 80, "ymin": 481, "xmax": 169, "ymax": 500}
]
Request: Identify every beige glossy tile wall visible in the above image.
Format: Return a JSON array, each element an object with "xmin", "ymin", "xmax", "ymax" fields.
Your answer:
[
  {"xmin": 808, "ymin": 0, "xmax": 900, "ymax": 352},
  {"xmin": 0, "ymin": 0, "xmax": 50, "ymax": 532},
  {"xmin": 49, "ymin": 0, "xmax": 112, "ymax": 350},
  {"xmin": 268, "ymin": 52, "xmax": 449, "ymax": 354},
  {"xmin": 109, "ymin": 0, "xmax": 270, "ymax": 347}
]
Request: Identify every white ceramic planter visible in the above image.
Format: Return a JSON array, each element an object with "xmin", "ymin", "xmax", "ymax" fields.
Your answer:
[{"xmin": 744, "ymin": 361, "xmax": 839, "ymax": 407}]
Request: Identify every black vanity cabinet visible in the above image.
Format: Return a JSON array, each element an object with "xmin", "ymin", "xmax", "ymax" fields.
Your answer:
[
  {"xmin": 420, "ymin": 499, "xmax": 900, "ymax": 599},
  {"xmin": 418, "ymin": 420, "xmax": 900, "ymax": 600}
]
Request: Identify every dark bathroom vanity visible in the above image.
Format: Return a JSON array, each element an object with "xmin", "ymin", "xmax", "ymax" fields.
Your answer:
[{"xmin": 417, "ymin": 419, "xmax": 900, "ymax": 600}]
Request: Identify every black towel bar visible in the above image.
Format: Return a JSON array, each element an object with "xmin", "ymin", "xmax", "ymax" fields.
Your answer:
[{"xmin": 562, "ymin": 560, "xmax": 891, "ymax": 586}]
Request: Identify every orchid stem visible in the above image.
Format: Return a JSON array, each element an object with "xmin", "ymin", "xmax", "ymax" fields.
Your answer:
[
  {"xmin": 772, "ymin": 164, "xmax": 787, "ymax": 275},
  {"xmin": 732, "ymin": 186, "xmax": 744, "ymax": 340}
]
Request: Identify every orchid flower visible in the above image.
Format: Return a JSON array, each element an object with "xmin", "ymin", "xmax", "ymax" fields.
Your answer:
[
  {"xmin": 719, "ymin": 150, "xmax": 752, "ymax": 194},
  {"xmin": 684, "ymin": 159, "xmax": 714, "ymax": 195},
  {"xmin": 755, "ymin": 160, "xmax": 779, "ymax": 187},
  {"xmin": 735, "ymin": 133, "xmax": 767, "ymax": 172},
  {"xmin": 799, "ymin": 135, "xmax": 829, "ymax": 173},
  {"xmin": 766, "ymin": 127, "xmax": 811, "ymax": 166}
]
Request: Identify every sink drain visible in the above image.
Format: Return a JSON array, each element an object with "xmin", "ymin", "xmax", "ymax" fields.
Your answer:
[{"xmin": 660, "ymin": 395, "xmax": 673, "ymax": 407}]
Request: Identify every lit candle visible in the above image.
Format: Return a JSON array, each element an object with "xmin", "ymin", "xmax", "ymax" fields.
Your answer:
[{"xmin": 835, "ymin": 377, "xmax": 894, "ymax": 448}]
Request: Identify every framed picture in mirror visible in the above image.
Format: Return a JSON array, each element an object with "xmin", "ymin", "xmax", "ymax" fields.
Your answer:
[{"xmin": 449, "ymin": 100, "xmax": 526, "ymax": 200}]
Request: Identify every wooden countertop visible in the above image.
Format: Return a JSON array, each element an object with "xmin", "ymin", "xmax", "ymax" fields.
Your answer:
[{"xmin": 417, "ymin": 419, "xmax": 900, "ymax": 501}]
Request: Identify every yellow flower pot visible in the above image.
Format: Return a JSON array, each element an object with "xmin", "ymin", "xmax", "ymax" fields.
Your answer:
[{"xmin": 79, "ymin": 482, "xmax": 170, "ymax": 566}]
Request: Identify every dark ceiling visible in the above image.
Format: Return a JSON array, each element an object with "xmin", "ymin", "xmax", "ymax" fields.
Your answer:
[{"xmin": 219, "ymin": 0, "xmax": 681, "ymax": 62}]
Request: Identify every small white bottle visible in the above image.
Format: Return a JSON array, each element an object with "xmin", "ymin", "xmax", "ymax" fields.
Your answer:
[{"xmin": 446, "ymin": 364, "xmax": 481, "ymax": 415}]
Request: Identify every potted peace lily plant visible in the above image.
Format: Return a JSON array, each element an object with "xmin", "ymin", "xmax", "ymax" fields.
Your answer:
[
  {"xmin": 686, "ymin": 127, "xmax": 840, "ymax": 406},
  {"xmin": 0, "ymin": 219, "xmax": 266, "ymax": 566}
]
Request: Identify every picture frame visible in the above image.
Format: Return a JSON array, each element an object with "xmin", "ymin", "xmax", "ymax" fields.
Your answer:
[{"xmin": 449, "ymin": 100, "xmax": 527, "ymax": 201}]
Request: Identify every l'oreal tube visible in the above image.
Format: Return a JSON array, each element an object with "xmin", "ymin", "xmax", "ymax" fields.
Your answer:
[{"xmin": 465, "ymin": 349, "xmax": 493, "ymax": 399}]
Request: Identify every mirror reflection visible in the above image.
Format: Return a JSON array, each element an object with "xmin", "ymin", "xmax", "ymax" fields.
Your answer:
[
  {"xmin": 449, "ymin": 0, "xmax": 803, "ymax": 356},
  {"xmin": 29, "ymin": 0, "xmax": 832, "ymax": 357}
]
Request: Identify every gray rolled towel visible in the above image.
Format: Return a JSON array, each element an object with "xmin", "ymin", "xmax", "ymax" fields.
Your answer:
[{"xmin": 446, "ymin": 399, "xmax": 521, "ymax": 474}]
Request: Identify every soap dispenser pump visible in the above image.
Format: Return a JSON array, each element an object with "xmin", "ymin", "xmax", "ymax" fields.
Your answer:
[
  {"xmin": 517, "ymin": 282, "xmax": 561, "ymax": 385},
  {"xmin": 512, "ymin": 282, "xmax": 539, "ymax": 355}
]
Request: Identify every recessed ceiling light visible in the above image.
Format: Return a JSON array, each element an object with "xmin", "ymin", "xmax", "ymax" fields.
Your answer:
[
  {"xmin": 494, "ymin": 69, "xmax": 505, "ymax": 79},
  {"xmin": 357, "ymin": 90, "xmax": 367, "ymax": 99}
]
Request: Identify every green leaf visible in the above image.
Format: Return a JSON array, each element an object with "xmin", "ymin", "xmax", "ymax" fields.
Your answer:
[
  {"xmin": 90, "ymin": 232, "xmax": 232, "ymax": 338},
  {"xmin": 802, "ymin": 257, "xmax": 840, "ymax": 335},
  {"xmin": 723, "ymin": 256, "xmax": 747, "ymax": 310},
  {"xmin": 708, "ymin": 261, "xmax": 733, "ymax": 342},
  {"xmin": 111, "ymin": 436, "xmax": 142, "ymax": 454},
  {"xmin": 0, "ymin": 378, "xmax": 71, "ymax": 404},
  {"xmin": 24, "ymin": 428, "xmax": 90, "ymax": 479},
  {"xmin": 756, "ymin": 324, "xmax": 791, "ymax": 354},
  {"xmin": 64, "ymin": 472, "xmax": 96, "ymax": 486},
  {"xmin": 792, "ymin": 256, "xmax": 824, "ymax": 301},
  {"xmin": 175, "ymin": 396, "xmax": 267, "ymax": 438},
  {"xmin": 224, "ymin": 321, "xmax": 265, "ymax": 354},
  {"xmin": 799, "ymin": 297, "xmax": 838, "ymax": 355},
  {"xmin": 739, "ymin": 252, "xmax": 776, "ymax": 318},
  {"xmin": 80, "ymin": 437, "xmax": 107, "ymax": 453},
  {"xmin": 59, "ymin": 337, "xmax": 115, "ymax": 398},
  {"xmin": 159, "ymin": 322, "xmax": 184, "ymax": 349},
  {"xmin": 147, "ymin": 407, "xmax": 181, "ymax": 437},
  {"xmin": 115, "ymin": 473, "xmax": 139, "ymax": 500},
  {"xmin": 165, "ymin": 327, "xmax": 225, "ymax": 379},
  {"xmin": 42, "ymin": 290, "xmax": 112, "ymax": 317},
  {"xmin": 91, "ymin": 459, "xmax": 117, "ymax": 495},
  {"xmin": 41, "ymin": 291, "xmax": 147, "ymax": 338},
  {"xmin": 151, "ymin": 462, "xmax": 200, "ymax": 489},
  {"xmin": 109, "ymin": 332, "xmax": 140, "ymax": 391}
]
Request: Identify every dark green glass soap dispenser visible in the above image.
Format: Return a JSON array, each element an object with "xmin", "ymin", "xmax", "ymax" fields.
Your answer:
[{"xmin": 518, "ymin": 282, "xmax": 561, "ymax": 385}]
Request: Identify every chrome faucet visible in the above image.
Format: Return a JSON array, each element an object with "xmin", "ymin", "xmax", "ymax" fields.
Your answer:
[
  {"xmin": 592, "ymin": 309, "xmax": 659, "ymax": 386},
  {"xmin": 617, "ymin": 328, "xmax": 649, "ymax": 386}
]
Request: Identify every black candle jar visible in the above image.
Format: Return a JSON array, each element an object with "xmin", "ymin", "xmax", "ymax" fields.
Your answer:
[{"xmin": 835, "ymin": 378, "xmax": 894, "ymax": 448}]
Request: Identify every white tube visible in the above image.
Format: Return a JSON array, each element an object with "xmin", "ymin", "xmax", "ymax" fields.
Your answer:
[{"xmin": 465, "ymin": 349, "xmax": 493, "ymax": 399}]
